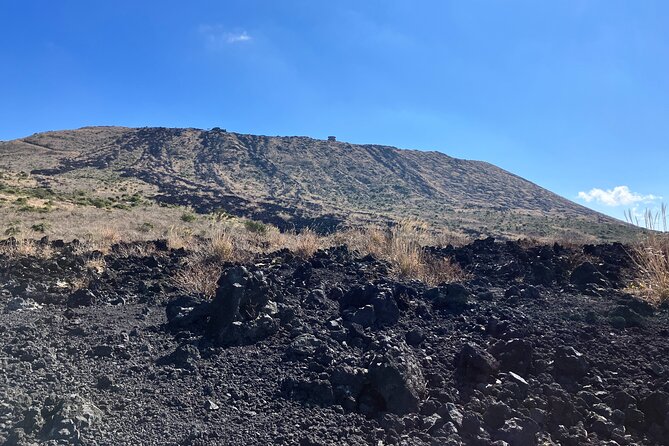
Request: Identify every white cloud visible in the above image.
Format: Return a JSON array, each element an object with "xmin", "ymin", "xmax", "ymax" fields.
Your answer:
[
  {"xmin": 577, "ymin": 185, "xmax": 662, "ymax": 206},
  {"xmin": 199, "ymin": 25, "xmax": 252, "ymax": 49},
  {"xmin": 226, "ymin": 31, "xmax": 251, "ymax": 43}
]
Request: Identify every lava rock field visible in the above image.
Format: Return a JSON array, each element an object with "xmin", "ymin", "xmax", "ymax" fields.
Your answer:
[{"xmin": 1, "ymin": 237, "xmax": 669, "ymax": 445}]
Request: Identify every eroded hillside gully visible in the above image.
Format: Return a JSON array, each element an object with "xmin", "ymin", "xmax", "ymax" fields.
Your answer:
[{"xmin": 1, "ymin": 237, "xmax": 668, "ymax": 445}]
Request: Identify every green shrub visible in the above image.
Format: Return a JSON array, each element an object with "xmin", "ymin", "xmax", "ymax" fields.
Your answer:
[
  {"xmin": 31, "ymin": 223, "xmax": 49, "ymax": 232},
  {"xmin": 244, "ymin": 220, "xmax": 268, "ymax": 235},
  {"xmin": 89, "ymin": 197, "xmax": 109, "ymax": 208},
  {"xmin": 181, "ymin": 212, "xmax": 197, "ymax": 223}
]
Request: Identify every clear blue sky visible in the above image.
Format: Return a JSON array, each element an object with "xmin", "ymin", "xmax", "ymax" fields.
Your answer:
[{"xmin": 1, "ymin": 1, "xmax": 667, "ymax": 221}]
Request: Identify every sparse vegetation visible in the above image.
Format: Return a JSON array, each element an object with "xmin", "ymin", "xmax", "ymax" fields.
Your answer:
[
  {"xmin": 172, "ymin": 258, "xmax": 223, "ymax": 299},
  {"xmin": 0, "ymin": 239, "xmax": 52, "ymax": 258},
  {"xmin": 338, "ymin": 220, "xmax": 468, "ymax": 285},
  {"xmin": 626, "ymin": 204, "xmax": 669, "ymax": 305}
]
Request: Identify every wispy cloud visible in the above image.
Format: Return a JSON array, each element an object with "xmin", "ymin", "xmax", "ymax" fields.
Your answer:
[
  {"xmin": 199, "ymin": 25, "xmax": 252, "ymax": 49},
  {"xmin": 577, "ymin": 185, "xmax": 662, "ymax": 206}
]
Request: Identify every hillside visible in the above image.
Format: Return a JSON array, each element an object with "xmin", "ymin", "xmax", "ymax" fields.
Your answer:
[{"xmin": 0, "ymin": 126, "xmax": 635, "ymax": 241}]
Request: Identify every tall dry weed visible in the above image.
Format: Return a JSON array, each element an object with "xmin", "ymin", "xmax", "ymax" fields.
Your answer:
[{"xmin": 626, "ymin": 204, "xmax": 669, "ymax": 304}]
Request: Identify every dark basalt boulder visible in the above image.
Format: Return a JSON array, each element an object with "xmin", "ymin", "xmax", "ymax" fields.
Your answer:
[
  {"xmin": 37, "ymin": 394, "xmax": 103, "ymax": 442},
  {"xmin": 570, "ymin": 262, "xmax": 609, "ymax": 290},
  {"xmin": 364, "ymin": 340, "xmax": 427, "ymax": 415},
  {"xmin": 158, "ymin": 343, "xmax": 201, "ymax": 369},
  {"xmin": 455, "ymin": 343, "xmax": 499, "ymax": 383},
  {"xmin": 639, "ymin": 391, "xmax": 669, "ymax": 427},
  {"xmin": 490, "ymin": 338, "xmax": 534, "ymax": 375},
  {"xmin": 425, "ymin": 283, "xmax": 470, "ymax": 313},
  {"xmin": 66, "ymin": 289, "xmax": 97, "ymax": 308},
  {"xmin": 609, "ymin": 305, "xmax": 645, "ymax": 328},
  {"xmin": 495, "ymin": 417, "xmax": 539, "ymax": 445},
  {"xmin": 207, "ymin": 266, "xmax": 279, "ymax": 346},
  {"xmin": 553, "ymin": 346, "xmax": 589, "ymax": 379},
  {"xmin": 165, "ymin": 295, "xmax": 210, "ymax": 329},
  {"xmin": 340, "ymin": 284, "xmax": 400, "ymax": 327}
]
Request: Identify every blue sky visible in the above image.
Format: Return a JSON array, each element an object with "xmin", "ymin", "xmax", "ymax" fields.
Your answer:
[{"xmin": 1, "ymin": 1, "xmax": 667, "ymax": 221}]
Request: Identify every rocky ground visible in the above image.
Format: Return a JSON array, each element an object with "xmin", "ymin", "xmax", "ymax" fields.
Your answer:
[{"xmin": 1, "ymin": 237, "xmax": 668, "ymax": 445}]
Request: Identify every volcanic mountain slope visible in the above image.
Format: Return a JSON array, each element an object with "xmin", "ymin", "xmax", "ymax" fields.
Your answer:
[{"xmin": 0, "ymin": 126, "xmax": 634, "ymax": 240}]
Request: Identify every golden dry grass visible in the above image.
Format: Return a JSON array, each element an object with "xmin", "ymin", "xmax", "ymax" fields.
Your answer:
[
  {"xmin": 172, "ymin": 252, "xmax": 224, "ymax": 299},
  {"xmin": 628, "ymin": 234, "xmax": 669, "ymax": 305},
  {"xmin": 0, "ymin": 239, "xmax": 53, "ymax": 258},
  {"xmin": 84, "ymin": 256, "xmax": 107, "ymax": 274},
  {"xmin": 338, "ymin": 220, "xmax": 468, "ymax": 285},
  {"xmin": 0, "ymin": 190, "xmax": 469, "ymax": 295},
  {"xmin": 625, "ymin": 204, "xmax": 669, "ymax": 305}
]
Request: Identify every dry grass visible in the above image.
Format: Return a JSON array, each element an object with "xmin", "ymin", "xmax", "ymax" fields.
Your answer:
[
  {"xmin": 628, "ymin": 235, "xmax": 669, "ymax": 305},
  {"xmin": 626, "ymin": 204, "xmax": 669, "ymax": 305},
  {"xmin": 166, "ymin": 226, "xmax": 195, "ymax": 250},
  {"xmin": 170, "ymin": 229, "xmax": 249, "ymax": 298},
  {"xmin": 207, "ymin": 231, "xmax": 243, "ymax": 262},
  {"xmin": 339, "ymin": 220, "xmax": 467, "ymax": 285},
  {"xmin": 0, "ymin": 239, "xmax": 53, "ymax": 258},
  {"xmin": 84, "ymin": 256, "xmax": 107, "ymax": 273},
  {"xmin": 270, "ymin": 228, "xmax": 322, "ymax": 259},
  {"xmin": 69, "ymin": 275, "xmax": 91, "ymax": 291},
  {"xmin": 0, "ymin": 192, "xmax": 468, "ymax": 295},
  {"xmin": 172, "ymin": 253, "xmax": 223, "ymax": 299}
]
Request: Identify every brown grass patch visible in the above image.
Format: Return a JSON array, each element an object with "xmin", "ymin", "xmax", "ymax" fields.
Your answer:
[
  {"xmin": 172, "ymin": 253, "xmax": 223, "ymax": 299},
  {"xmin": 340, "ymin": 220, "xmax": 468, "ymax": 285},
  {"xmin": 0, "ymin": 239, "xmax": 53, "ymax": 258},
  {"xmin": 627, "ymin": 233, "xmax": 669, "ymax": 305},
  {"xmin": 625, "ymin": 204, "xmax": 669, "ymax": 305}
]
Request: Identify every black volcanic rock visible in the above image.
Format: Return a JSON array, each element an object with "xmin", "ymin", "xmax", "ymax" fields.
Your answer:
[
  {"xmin": 455, "ymin": 343, "xmax": 500, "ymax": 383},
  {"xmin": 570, "ymin": 262, "xmax": 609, "ymax": 289},
  {"xmin": 206, "ymin": 266, "xmax": 279, "ymax": 346},
  {"xmin": 0, "ymin": 237, "xmax": 667, "ymax": 445},
  {"xmin": 365, "ymin": 340, "xmax": 426, "ymax": 415}
]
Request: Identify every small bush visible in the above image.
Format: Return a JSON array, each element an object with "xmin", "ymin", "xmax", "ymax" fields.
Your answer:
[
  {"xmin": 293, "ymin": 228, "xmax": 320, "ymax": 259},
  {"xmin": 4, "ymin": 225, "xmax": 20, "ymax": 236},
  {"xmin": 244, "ymin": 220, "xmax": 268, "ymax": 235},
  {"xmin": 172, "ymin": 260, "xmax": 222, "ymax": 299},
  {"xmin": 167, "ymin": 226, "xmax": 194, "ymax": 250},
  {"xmin": 89, "ymin": 197, "xmax": 109, "ymax": 208},
  {"xmin": 31, "ymin": 223, "xmax": 49, "ymax": 232},
  {"xmin": 181, "ymin": 212, "xmax": 197, "ymax": 223},
  {"xmin": 208, "ymin": 232, "xmax": 237, "ymax": 262},
  {"xmin": 138, "ymin": 222, "xmax": 155, "ymax": 233}
]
